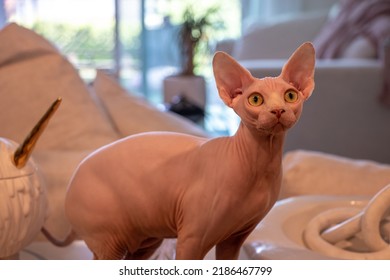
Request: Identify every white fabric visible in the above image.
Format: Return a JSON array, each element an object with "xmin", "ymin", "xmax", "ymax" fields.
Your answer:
[{"xmin": 280, "ymin": 150, "xmax": 390, "ymax": 199}]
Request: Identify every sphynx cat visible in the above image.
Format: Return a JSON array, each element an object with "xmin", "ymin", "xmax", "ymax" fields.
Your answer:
[{"xmin": 64, "ymin": 42, "xmax": 315, "ymax": 260}]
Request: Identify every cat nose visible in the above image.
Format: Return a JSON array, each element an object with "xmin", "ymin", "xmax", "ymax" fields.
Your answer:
[{"xmin": 271, "ymin": 109, "xmax": 285, "ymax": 118}]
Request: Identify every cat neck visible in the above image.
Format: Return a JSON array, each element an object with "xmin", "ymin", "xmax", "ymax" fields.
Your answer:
[{"xmin": 231, "ymin": 121, "xmax": 285, "ymax": 167}]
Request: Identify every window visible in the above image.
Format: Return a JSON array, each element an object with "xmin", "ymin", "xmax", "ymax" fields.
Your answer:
[{"xmin": 2, "ymin": 0, "xmax": 241, "ymax": 134}]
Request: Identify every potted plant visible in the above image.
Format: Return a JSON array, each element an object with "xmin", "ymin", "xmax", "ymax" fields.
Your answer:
[
  {"xmin": 164, "ymin": 6, "xmax": 221, "ymax": 123},
  {"xmin": 178, "ymin": 6, "xmax": 219, "ymax": 76}
]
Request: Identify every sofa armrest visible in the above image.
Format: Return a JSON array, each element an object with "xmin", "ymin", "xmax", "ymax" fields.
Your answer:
[{"xmin": 240, "ymin": 59, "xmax": 390, "ymax": 163}]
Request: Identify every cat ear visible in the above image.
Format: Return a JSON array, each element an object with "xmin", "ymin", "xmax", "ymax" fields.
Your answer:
[
  {"xmin": 280, "ymin": 42, "xmax": 315, "ymax": 99},
  {"xmin": 213, "ymin": 51, "xmax": 254, "ymax": 107}
]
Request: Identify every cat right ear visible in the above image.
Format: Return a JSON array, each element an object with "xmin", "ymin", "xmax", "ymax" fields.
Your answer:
[
  {"xmin": 280, "ymin": 42, "xmax": 315, "ymax": 100},
  {"xmin": 212, "ymin": 52, "xmax": 254, "ymax": 108}
]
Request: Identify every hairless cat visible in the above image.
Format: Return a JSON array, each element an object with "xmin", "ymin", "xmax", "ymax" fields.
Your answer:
[{"xmin": 63, "ymin": 42, "xmax": 315, "ymax": 259}]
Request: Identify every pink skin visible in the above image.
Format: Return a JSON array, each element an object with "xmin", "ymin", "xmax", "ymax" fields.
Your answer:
[{"xmin": 65, "ymin": 42, "xmax": 315, "ymax": 260}]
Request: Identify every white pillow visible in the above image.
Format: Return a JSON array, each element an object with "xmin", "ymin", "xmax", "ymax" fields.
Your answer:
[
  {"xmin": 340, "ymin": 36, "xmax": 376, "ymax": 59},
  {"xmin": 0, "ymin": 23, "xmax": 119, "ymax": 151},
  {"xmin": 92, "ymin": 70, "xmax": 209, "ymax": 138},
  {"xmin": 280, "ymin": 150, "xmax": 390, "ymax": 199}
]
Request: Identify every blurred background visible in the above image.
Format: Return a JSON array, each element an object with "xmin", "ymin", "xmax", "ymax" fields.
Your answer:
[{"xmin": 0, "ymin": 0, "xmax": 370, "ymax": 137}]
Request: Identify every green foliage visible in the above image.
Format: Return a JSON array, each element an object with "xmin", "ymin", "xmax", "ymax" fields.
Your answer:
[
  {"xmin": 32, "ymin": 22, "xmax": 114, "ymax": 61},
  {"xmin": 31, "ymin": 21, "xmax": 140, "ymax": 66},
  {"xmin": 176, "ymin": 5, "xmax": 224, "ymax": 75},
  {"xmin": 179, "ymin": 6, "xmax": 221, "ymax": 44}
]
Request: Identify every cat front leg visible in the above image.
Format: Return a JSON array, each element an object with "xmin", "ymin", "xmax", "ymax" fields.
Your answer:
[
  {"xmin": 175, "ymin": 235, "xmax": 211, "ymax": 260},
  {"xmin": 215, "ymin": 229, "xmax": 253, "ymax": 260}
]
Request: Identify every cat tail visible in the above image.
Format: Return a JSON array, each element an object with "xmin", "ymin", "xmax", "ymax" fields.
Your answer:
[{"xmin": 41, "ymin": 227, "xmax": 77, "ymax": 247}]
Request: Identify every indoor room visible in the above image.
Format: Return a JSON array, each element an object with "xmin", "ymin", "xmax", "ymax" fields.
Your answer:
[{"xmin": 1, "ymin": 0, "xmax": 390, "ymax": 263}]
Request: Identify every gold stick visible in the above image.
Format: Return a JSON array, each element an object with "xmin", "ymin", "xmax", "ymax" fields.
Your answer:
[{"xmin": 13, "ymin": 97, "xmax": 62, "ymax": 168}]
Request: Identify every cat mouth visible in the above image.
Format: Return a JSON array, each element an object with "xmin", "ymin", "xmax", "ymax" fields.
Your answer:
[{"xmin": 256, "ymin": 120, "xmax": 288, "ymax": 134}]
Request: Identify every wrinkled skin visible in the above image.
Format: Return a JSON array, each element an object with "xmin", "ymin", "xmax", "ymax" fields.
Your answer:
[{"xmin": 65, "ymin": 43, "xmax": 315, "ymax": 260}]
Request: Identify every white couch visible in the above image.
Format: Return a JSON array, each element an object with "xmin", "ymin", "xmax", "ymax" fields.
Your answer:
[{"xmin": 217, "ymin": 11, "xmax": 390, "ymax": 164}]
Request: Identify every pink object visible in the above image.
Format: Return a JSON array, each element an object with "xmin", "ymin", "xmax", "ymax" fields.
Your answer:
[{"xmin": 64, "ymin": 42, "xmax": 315, "ymax": 260}]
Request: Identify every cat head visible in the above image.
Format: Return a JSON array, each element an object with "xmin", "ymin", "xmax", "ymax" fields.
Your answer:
[{"xmin": 213, "ymin": 42, "xmax": 315, "ymax": 136}]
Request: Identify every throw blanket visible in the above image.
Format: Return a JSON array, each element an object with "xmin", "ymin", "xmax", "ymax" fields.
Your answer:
[{"xmin": 314, "ymin": 0, "xmax": 390, "ymax": 106}]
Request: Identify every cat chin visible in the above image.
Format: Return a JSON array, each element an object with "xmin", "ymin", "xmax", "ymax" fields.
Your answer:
[
  {"xmin": 269, "ymin": 123, "xmax": 288, "ymax": 135},
  {"xmin": 271, "ymin": 123, "xmax": 286, "ymax": 134}
]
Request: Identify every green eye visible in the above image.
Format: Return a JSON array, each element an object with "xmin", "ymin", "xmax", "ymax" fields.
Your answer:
[
  {"xmin": 248, "ymin": 93, "xmax": 263, "ymax": 106},
  {"xmin": 284, "ymin": 90, "xmax": 298, "ymax": 103}
]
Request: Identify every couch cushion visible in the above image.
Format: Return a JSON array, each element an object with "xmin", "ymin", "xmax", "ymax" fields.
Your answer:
[
  {"xmin": 340, "ymin": 36, "xmax": 376, "ymax": 59},
  {"xmin": 0, "ymin": 23, "xmax": 119, "ymax": 151},
  {"xmin": 92, "ymin": 70, "xmax": 209, "ymax": 138}
]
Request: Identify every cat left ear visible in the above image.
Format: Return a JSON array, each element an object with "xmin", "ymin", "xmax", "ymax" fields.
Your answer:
[
  {"xmin": 213, "ymin": 51, "xmax": 254, "ymax": 108},
  {"xmin": 280, "ymin": 42, "xmax": 315, "ymax": 100}
]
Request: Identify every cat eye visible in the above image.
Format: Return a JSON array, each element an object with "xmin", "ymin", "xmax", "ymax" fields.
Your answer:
[
  {"xmin": 248, "ymin": 93, "xmax": 263, "ymax": 106},
  {"xmin": 284, "ymin": 90, "xmax": 298, "ymax": 103}
]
